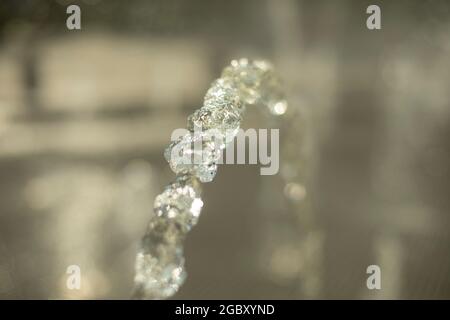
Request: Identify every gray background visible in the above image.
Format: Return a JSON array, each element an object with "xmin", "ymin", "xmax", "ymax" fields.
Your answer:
[{"xmin": 0, "ymin": 0, "xmax": 449, "ymax": 299}]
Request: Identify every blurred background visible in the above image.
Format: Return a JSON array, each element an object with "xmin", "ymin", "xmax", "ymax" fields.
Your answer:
[{"xmin": 0, "ymin": 0, "xmax": 449, "ymax": 299}]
